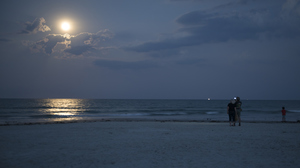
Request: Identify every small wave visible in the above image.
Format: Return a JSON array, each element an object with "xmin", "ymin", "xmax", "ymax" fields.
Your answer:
[
  {"xmin": 109, "ymin": 113, "xmax": 148, "ymax": 116},
  {"xmin": 289, "ymin": 110, "xmax": 300, "ymax": 113},
  {"xmin": 206, "ymin": 112, "xmax": 219, "ymax": 115},
  {"xmin": 150, "ymin": 112, "xmax": 187, "ymax": 116},
  {"xmin": 30, "ymin": 114, "xmax": 55, "ymax": 118}
]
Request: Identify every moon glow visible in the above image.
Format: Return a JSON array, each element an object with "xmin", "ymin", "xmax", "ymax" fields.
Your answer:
[{"xmin": 61, "ymin": 22, "xmax": 70, "ymax": 31}]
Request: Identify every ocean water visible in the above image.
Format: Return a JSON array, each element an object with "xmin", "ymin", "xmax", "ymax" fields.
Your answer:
[{"xmin": 0, "ymin": 99, "xmax": 300, "ymax": 125}]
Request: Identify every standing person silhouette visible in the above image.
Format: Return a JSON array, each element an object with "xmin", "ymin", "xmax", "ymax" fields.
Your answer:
[
  {"xmin": 281, "ymin": 107, "xmax": 286, "ymax": 122},
  {"xmin": 227, "ymin": 99, "xmax": 236, "ymax": 126},
  {"xmin": 235, "ymin": 97, "xmax": 242, "ymax": 126}
]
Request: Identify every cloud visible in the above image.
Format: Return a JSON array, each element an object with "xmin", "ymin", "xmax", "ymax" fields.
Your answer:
[
  {"xmin": 126, "ymin": 11, "xmax": 262, "ymax": 52},
  {"xmin": 18, "ymin": 17, "xmax": 51, "ymax": 34},
  {"xmin": 43, "ymin": 35, "xmax": 66, "ymax": 54},
  {"xmin": 126, "ymin": 4, "xmax": 300, "ymax": 53},
  {"xmin": 64, "ymin": 45, "xmax": 94, "ymax": 55},
  {"xmin": 64, "ymin": 30, "xmax": 114, "ymax": 55},
  {"xmin": 31, "ymin": 34, "xmax": 66, "ymax": 54},
  {"xmin": 177, "ymin": 11, "xmax": 264, "ymax": 40},
  {"xmin": 29, "ymin": 29, "xmax": 114, "ymax": 55}
]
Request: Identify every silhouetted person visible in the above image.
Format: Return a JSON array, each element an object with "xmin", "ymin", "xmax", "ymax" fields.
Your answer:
[
  {"xmin": 227, "ymin": 99, "xmax": 236, "ymax": 126},
  {"xmin": 282, "ymin": 107, "xmax": 286, "ymax": 122},
  {"xmin": 235, "ymin": 97, "xmax": 242, "ymax": 126}
]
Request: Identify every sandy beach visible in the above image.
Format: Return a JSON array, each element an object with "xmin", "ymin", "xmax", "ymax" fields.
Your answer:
[{"xmin": 1, "ymin": 121, "xmax": 300, "ymax": 168}]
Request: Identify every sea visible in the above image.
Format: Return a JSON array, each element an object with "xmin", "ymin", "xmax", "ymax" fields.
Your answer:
[{"xmin": 0, "ymin": 99, "xmax": 300, "ymax": 125}]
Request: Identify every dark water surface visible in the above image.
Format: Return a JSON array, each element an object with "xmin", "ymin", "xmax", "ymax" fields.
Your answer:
[{"xmin": 1, "ymin": 99, "xmax": 300, "ymax": 124}]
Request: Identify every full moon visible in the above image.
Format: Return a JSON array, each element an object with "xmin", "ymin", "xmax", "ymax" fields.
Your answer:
[{"xmin": 61, "ymin": 22, "xmax": 70, "ymax": 31}]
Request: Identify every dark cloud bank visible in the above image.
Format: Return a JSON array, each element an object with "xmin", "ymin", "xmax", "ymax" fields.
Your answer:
[{"xmin": 126, "ymin": 6, "xmax": 300, "ymax": 52}]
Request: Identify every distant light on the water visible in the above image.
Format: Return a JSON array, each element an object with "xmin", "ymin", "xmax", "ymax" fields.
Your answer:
[{"xmin": 208, "ymin": 98, "xmax": 211, "ymax": 100}]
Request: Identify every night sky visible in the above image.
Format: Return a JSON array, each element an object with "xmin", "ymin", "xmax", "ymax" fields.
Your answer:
[{"xmin": 0, "ymin": 0, "xmax": 300, "ymax": 100}]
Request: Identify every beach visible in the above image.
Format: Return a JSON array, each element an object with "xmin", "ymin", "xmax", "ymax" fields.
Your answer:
[{"xmin": 1, "ymin": 121, "xmax": 300, "ymax": 168}]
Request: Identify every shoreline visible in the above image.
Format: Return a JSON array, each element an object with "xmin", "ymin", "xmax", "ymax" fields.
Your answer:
[{"xmin": 1, "ymin": 117, "xmax": 300, "ymax": 126}]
